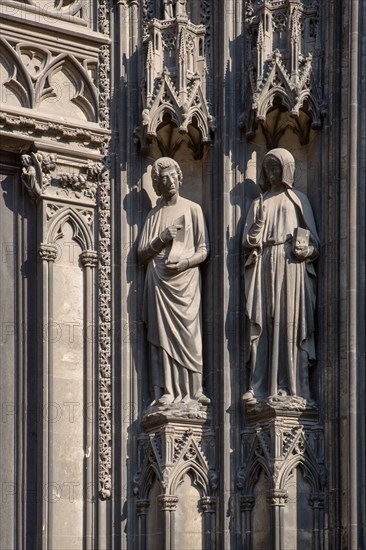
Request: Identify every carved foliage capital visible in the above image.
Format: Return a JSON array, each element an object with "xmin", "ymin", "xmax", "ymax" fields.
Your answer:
[
  {"xmin": 240, "ymin": 495, "xmax": 255, "ymax": 512},
  {"xmin": 39, "ymin": 243, "xmax": 58, "ymax": 262},
  {"xmin": 158, "ymin": 494, "xmax": 179, "ymax": 512},
  {"xmin": 201, "ymin": 496, "xmax": 216, "ymax": 513},
  {"xmin": 57, "ymin": 161, "xmax": 103, "ymax": 201},
  {"xmin": 80, "ymin": 250, "xmax": 98, "ymax": 268},
  {"xmin": 267, "ymin": 489, "xmax": 288, "ymax": 506},
  {"xmin": 136, "ymin": 499, "xmax": 150, "ymax": 515},
  {"xmin": 309, "ymin": 493, "xmax": 325, "ymax": 509}
]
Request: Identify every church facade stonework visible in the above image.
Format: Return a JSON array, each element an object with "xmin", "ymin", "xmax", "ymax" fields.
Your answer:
[{"xmin": 0, "ymin": 1, "xmax": 365, "ymax": 549}]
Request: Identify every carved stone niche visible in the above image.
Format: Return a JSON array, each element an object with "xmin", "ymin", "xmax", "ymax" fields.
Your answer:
[
  {"xmin": 134, "ymin": 412, "xmax": 217, "ymax": 550},
  {"xmin": 238, "ymin": 402, "xmax": 326, "ymax": 550},
  {"xmin": 135, "ymin": 6, "xmax": 215, "ymax": 159},
  {"xmin": 240, "ymin": 0, "xmax": 325, "ymax": 148}
]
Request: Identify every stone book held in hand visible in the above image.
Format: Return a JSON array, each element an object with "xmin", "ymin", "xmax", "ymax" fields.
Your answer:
[{"xmin": 293, "ymin": 227, "xmax": 310, "ymax": 252}]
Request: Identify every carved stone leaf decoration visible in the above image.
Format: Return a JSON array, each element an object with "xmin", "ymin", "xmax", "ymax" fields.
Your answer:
[
  {"xmin": 98, "ymin": 161, "xmax": 112, "ymax": 499},
  {"xmin": 0, "ymin": 111, "xmax": 106, "ymax": 149},
  {"xmin": 21, "ymin": 152, "xmax": 57, "ymax": 199},
  {"xmin": 96, "ymin": 0, "xmax": 112, "ymax": 499}
]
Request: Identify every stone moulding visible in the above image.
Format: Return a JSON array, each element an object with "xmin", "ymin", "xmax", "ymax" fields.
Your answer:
[
  {"xmin": 240, "ymin": 0, "xmax": 325, "ymax": 145},
  {"xmin": 97, "ymin": 0, "xmax": 112, "ymax": 500},
  {"xmin": 97, "ymin": 161, "xmax": 112, "ymax": 499},
  {"xmin": 0, "ymin": 111, "xmax": 108, "ymax": 148}
]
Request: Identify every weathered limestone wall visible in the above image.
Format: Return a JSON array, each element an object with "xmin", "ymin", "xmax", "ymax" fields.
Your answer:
[
  {"xmin": 0, "ymin": 153, "xmax": 38, "ymax": 549},
  {"xmin": 0, "ymin": 1, "xmax": 110, "ymax": 548},
  {"xmin": 0, "ymin": 0, "xmax": 365, "ymax": 549}
]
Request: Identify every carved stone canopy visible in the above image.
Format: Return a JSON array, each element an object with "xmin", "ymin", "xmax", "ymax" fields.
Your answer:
[
  {"xmin": 136, "ymin": 10, "xmax": 215, "ymax": 159},
  {"xmin": 240, "ymin": 0, "xmax": 325, "ymax": 146}
]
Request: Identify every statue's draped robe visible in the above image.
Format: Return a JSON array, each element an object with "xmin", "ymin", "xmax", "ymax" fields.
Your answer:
[
  {"xmin": 139, "ymin": 197, "xmax": 209, "ymax": 386},
  {"xmin": 243, "ymin": 188, "xmax": 319, "ymax": 398}
]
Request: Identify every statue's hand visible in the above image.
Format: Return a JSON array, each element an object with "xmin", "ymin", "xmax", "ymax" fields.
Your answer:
[
  {"xmin": 250, "ymin": 194, "xmax": 266, "ymax": 235},
  {"xmin": 293, "ymin": 243, "xmax": 312, "ymax": 260},
  {"xmin": 165, "ymin": 259, "xmax": 189, "ymax": 273},
  {"xmin": 159, "ymin": 224, "xmax": 183, "ymax": 243},
  {"xmin": 258, "ymin": 193, "xmax": 266, "ymax": 223}
]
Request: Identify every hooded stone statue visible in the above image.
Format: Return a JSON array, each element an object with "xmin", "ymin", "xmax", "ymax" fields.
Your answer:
[{"xmin": 242, "ymin": 148, "xmax": 320, "ymax": 403}]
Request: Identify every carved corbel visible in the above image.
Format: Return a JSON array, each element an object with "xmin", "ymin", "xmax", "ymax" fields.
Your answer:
[{"xmin": 21, "ymin": 152, "xmax": 57, "ymax": 200}]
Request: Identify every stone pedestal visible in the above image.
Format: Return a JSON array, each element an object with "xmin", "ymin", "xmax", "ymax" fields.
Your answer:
[
  {"xmin": 134, "ymin": 404, "xmax": 217, "ymax": 550},
  {"xmin": 238, "ymin": 398, "xmax": 326, "ymax": 550}
]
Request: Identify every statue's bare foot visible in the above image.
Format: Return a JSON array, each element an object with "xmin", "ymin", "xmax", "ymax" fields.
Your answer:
[
  {"xmin": 242, "ymin": 390, "xmax": 257, "ymax": 403},
  {"xmin": 157, "ymin": 394, "xmax": 174, "ymax": 405},
  {"xmin": 195, "ymin": 392, "xmax": 210, "ymax": 406}
]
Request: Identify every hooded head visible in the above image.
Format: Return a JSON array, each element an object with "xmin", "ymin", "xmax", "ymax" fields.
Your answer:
[{"xmin": 260, "ymin": 148, "xmax": 295, "ymax": 191}]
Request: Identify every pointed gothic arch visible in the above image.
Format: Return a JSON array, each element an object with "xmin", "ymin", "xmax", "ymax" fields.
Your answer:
[
  {"xmin": 47, "ymin": 206, "xmax": 93, "ymax": 251},
  {"xmin": 0, "ymin": 37, "xmax": 33, "ymax": 108},
  {"xmin": 35, "ymin": 53, "xmax": 98, "ymax": 120}
]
